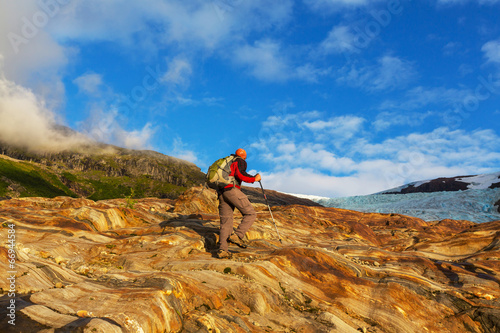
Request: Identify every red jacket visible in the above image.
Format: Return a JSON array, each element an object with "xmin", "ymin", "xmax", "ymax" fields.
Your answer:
[{"xmin": 224, "ymin": 155, "xmax": 256, "ymax": 190}]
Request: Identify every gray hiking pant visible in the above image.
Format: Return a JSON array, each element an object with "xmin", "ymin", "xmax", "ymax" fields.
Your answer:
[{"xmin": 218, "ymin": 188, "xmax": 256, "ymax": 251}]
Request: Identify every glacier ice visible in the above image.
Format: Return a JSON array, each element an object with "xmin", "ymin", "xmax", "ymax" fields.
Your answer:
[{"xmin": 316, "ymin": 188, "xmax": 500, "ymax": 223}]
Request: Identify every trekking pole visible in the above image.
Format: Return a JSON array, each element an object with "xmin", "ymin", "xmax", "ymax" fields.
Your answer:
[{"xmin": 258, "ymin": 181, "xmax": 282, "ymax": 244}]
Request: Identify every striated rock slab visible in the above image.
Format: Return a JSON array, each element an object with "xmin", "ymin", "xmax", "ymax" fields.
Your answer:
[{"xmin": 1, "ymin": 188, "xmax": 499, "ymax": 332}]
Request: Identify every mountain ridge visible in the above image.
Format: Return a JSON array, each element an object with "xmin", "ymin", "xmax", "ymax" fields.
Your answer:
[
  {"xmin": 0, "ymin": 140, "xmax": 321, "ymax": 207},
  {"xmin": 0, "ymin": 138, "xmax": 206, "ymax": 200},
  {"xmin": 379, "ymin": 171, "xmax": 500, "ymax": 194}
]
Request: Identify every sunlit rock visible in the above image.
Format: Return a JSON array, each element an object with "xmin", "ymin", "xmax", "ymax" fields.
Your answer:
[{"xmin": 1, "ymin": 186, "xmax": 499, "ymax": 332}]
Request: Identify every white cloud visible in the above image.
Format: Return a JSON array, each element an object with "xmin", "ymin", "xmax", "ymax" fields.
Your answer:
[
  {"xmin": 45, "ymin": 0, "xmax": 293, "ymax": 51},
  {"xmin": 320, "ymin": 25, "xmax": 361, "ymax": 54},
  {"xmin": 73, "ymin": 73, "xmax": 104, "ymax": 95},
  {"xmin": 304, "ymin": 0, "xmax": 385, "ymax": 12},
  {"xmin": 295, "ymin": 63, "xmax": 332, "ymax": 83},
  {"xmin": 482, "ymin": 39, "xmax": 500, "ymax": 64},
  {"xmin": 355, "ymin": 127, "xmax": 500, "ymax": 167},
  {"xmin": 0, "ymin": 2, "xmax": 72, "ymax": 112},
  {"xmin": 261, "ymin": 168, "xmax": 381, "ymax": 197},
  {"xmin": 0, "ymin": 73, "xmax": 90, "ymax": 152},
  {"xmin": 0, "ymin": 0, "xmax": 295, "ymax": 109},
  {"xmin": 373, "ymin": 110, "xmax": 435, "ymax": 131},
  {"xmin": 169, "ymin": 95, "xmax": 224, "ymax": 107},
  {"xmin": 378, "ymin": 86, "xmax": 470, "ymax": 110},
  {"xmin": 171, "ymin": 137, "xmax": 198, "ymax": 164},
  {"xmin": 277, "ymin": 141, "xmax": 297, "ymax": 154},
  {"xmin": 252, "ymin": 109, "xmax": 500, "ymax": 196},
  {"xmin": 262, "ymin": 110, "xmax": 322, "ymax": 128},
  {"xmin": 303, "ymin": 115, "xmax": 365, "ymax": 143},
  {"xmin": 119, "ymin": 123, "xmax": 156, "ymax": 150},
  {"xmin": 233, "ymin": 39, "xmax": 329, "ymax": 83},
  {"xmin": 337, "ymin": 55, "xmax": 416, "ymax": 91},
  {"xmin": 0, "ymin": 0, "xmax": 299, "ymax": 157},
  {"xmin": 442, "ymin": 41, "xmax": 462, "ymax": 56},
  {"xmin": 0, "ymin": 1, "xmax": 69, "ymax": 83},
  {"xmin": 437, "ymin": 0, "xmax": 500, "ymax": 5},
  {"xmin": 304, "ymin": 115, "xmax": 364, "ymax": 132},
  {"xmin": 257, "ymin": 112, "xmax": 366, "ymax": 153},
  {"xmin": 1, "ymin": 43, "xmax": 156, "ymax": 152},
  {"xmin": 298, "ymin": 147, "xmax": 356, "ymax": 172},
  {"xmin": 233, "ymin": 40, "xmax": 291, "ymax": 82},
  {"xmin": 162, "ymin": 56, "xmax": 193, "ymax": 87},
  {"xmin": 79, "ymin": 106, "xmax": 155, "ymax": 150},
  {"xmin": 436, "ymin": 0, "xmax": 470, "ymax": 4}
]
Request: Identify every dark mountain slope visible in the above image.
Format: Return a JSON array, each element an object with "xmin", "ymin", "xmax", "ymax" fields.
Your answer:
[{"xmin": 380, "ymin": 172, "xmax": 500, "ymax": 194}]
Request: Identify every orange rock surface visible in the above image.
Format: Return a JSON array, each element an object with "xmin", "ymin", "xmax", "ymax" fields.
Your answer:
[{"xmin": 1, "ymin": 186, "xmax": 499, "ymax": 332}]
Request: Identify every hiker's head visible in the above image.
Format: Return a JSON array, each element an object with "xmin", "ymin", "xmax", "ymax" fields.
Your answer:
[{"xmin": 235, "ymin": 148, "xmax": 247, "ymax": 160}]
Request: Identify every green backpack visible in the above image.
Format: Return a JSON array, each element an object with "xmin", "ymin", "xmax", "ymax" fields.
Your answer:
[{"xmin": 206, "ymin": 155, "xmax": 239, "ymax": 190}]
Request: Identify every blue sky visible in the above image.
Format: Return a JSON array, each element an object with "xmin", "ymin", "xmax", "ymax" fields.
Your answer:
[{"xmin": 1, "ymin": 0, "xmax": 500, "ymax": 197}]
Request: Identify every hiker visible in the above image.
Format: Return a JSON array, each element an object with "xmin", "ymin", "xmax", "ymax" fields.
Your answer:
[{"xmin": 216, "ymin": 148, "xmax": 261, "ymax": 259}]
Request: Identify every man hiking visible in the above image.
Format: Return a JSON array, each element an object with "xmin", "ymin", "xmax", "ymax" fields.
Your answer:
[{"xmin": 216, "ymin": 148, "xmax": 261, "ymax": 259}]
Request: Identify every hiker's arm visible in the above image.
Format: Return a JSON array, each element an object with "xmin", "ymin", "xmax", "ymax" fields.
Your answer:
[{"xmin": 234, "ymin": 159, "xmax": 257, "ymax": 183}]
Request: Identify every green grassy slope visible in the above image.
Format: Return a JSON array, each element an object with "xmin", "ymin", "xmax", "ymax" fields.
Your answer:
[
  {"xmin": 0, "ymin": 158, "xmax": 76, "ymax": 198},
  {"xmin": 0, "ymin": 154, "xmax": 200, "ymax": 200}
]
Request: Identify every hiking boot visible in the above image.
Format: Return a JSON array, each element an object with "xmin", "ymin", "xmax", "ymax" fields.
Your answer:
[
  {"xmin": 228, "ymin": 234, "xmax": 248, "ymax": 248},
  {"xmin": 217, "ymin": 249, "xmax": 232, "ymax": 259}
]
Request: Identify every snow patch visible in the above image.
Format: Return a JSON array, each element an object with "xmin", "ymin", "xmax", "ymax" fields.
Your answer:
[
  {"xmin": 280, "ymin": 192, "xmax": 330, "ymax": 202},
  {"xmin": 457, "ymin": 172, "xmax": 500, "ymax": 190}
]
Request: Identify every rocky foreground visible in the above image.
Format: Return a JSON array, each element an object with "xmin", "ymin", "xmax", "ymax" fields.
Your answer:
[{"xmin": 1, "ymin": 186, "xmax": 499, "ymax": 332}]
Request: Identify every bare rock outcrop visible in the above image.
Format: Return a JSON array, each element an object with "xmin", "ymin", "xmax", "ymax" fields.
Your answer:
[{"xmin": 1, "ymin": 186, "xmax": 499, "ymax": 332}]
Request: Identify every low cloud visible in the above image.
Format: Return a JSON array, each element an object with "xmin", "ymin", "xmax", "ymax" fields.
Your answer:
[
  {"xmin": 77, "ymin": 104, "xmax": 156, "ymax": 151},
  {"xmin": 0, "ymin": 70, "xmax": 156, "ymax": 153},
  {"xmin": 260, "ymin": 168, "xmax": 389, "ymax": 197},
  {"xmin": 0, "ymin": 73, "xmax": 90, "ymax": 152},
  {"xmin": 171, "ymin": 137, "xmax": 198, "ymax": 164}
]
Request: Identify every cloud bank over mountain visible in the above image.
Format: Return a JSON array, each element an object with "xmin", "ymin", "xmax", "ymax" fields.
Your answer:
[{"xmin": 0, "ymin": 68, "xmax": 88, "ymax": 152}]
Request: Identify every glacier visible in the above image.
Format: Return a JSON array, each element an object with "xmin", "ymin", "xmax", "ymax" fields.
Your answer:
[{"xmin": 315, "ymin": 188, "xmax": 500, "ymax": 223}]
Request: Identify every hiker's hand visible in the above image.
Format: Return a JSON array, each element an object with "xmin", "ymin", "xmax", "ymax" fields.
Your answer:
[{"xmin": 254, "ymin": 174, "xmax": 261, "ymax": 182}]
